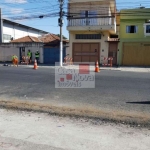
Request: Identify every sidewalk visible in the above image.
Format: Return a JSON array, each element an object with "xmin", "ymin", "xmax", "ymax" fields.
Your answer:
[
  {"xmin": 0, "ymin": 62, "xmax": 150, "ymax": 72},
  {"xmin": 0, "ymin": 62, "xmax": 55, "ymax": 68},
  {"xmin": 101, "ymin": 66, "xmax": 150, "ymax": 72},
  {"xmin": 118, "ymin": 67, "xmax": 150, "ymax": 73}
]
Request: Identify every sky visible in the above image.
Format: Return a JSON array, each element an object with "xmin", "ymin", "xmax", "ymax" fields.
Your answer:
[{"xmin": 1, "ymin": 0, "xmax": 150, "ymax": 39}]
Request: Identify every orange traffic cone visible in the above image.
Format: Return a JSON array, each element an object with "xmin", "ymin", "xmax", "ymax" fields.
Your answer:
[
  {"xmin": 95, "ymin": 60, "xmax": 100, "ymax": 72},
  {"xmin": 33, "ymin": 59, "xmax": 38, "ymax": 70}
]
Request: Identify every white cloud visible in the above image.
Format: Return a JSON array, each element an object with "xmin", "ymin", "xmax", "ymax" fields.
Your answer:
[
  {"xmin": 5, "ymin": 0, "xmax": 27, "ymax": 3},
  {"xmin": 2, "ymin": 15, "xmax": 9, "ymax": 19},
  {"xmin": 10, "ymin": 8, "xmax": 24, "ymax": 14}
]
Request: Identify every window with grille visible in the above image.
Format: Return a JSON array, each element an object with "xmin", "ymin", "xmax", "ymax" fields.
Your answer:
[
  {"xmin": 76, "ymin": 34, "xmax": 101, "ymax": 39},
  {"xmin": 3, "ymin": 34, "xmax": 11, "ymax": 41}
]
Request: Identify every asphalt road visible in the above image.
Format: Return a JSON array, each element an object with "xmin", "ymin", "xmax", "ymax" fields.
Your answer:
[{"xmin": 0, "ymin": 65, "xmax": 150, "ymax": 116}]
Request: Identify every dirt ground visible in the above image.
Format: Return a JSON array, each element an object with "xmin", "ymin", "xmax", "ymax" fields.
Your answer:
[{"xmin": 0, "ymin": 108, "xmax": 150, "ymax": 150}]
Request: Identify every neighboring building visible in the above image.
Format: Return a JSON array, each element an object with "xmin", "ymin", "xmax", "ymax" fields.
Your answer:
[
  {"xmin": 118, "ymin": 7, "xmax": 150, "ymax": 66},
  {"xmin": 36, "ymin": 34, "xmax": 69, "ymax": 64},
  {"xmin": 0, "ymin": 9, "xmax": 48, "ymax": 43},
  {"xmin": 11, "ymin": 35, "xmax": 41, "ymax": 43},
  {"xmin": 0, "ymin": 34, "xmax": 69, "ymax": 64},
  {"xmin": 39, "ymin": 33, "xmax": 69, "ymax": 47},
  {"xmin": 11, "ymin": 34, "xmax": 69, "ymax": 47},
  {"xmin": 2, "ymin": 19, "xmax": 48, "ymax": 43},
  {"xmin": 67, "ymin": 0, "xmax": 118, "ymax": 65}
]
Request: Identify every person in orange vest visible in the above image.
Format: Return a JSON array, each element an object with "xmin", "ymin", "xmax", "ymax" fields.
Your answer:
[{"xmin": 12, "ymin": 55, "xmax": 18, "ymax": 67}]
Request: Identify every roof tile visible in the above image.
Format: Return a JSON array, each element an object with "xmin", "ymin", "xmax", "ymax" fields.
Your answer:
[{"xmin": 11, "ymin": 34, "xmax": 69, "ymax": 43}]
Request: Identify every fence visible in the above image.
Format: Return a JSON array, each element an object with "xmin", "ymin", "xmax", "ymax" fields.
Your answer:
[
  {"xmin": 68, "ymin": 17, "xmax": 115, "ymax": 26},
  {"xmin": 64, "ymin": 56, "xmax": 73, "ymax": 65},
  {"xmin": 102, "ymin": 57, "xmax": 113, "ymax": 67}
]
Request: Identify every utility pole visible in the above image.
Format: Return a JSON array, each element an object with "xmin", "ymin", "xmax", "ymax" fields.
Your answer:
[
  {"xmin": 0, "ymin": 8, "xmax": 3, "ymax": 43},
  {"xmin": 58, "ymin": 0, "xmax": 64, "ymax": 67}
]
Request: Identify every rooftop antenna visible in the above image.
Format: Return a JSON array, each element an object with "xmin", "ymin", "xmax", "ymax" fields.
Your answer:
[{"xmin": 140, "ymin": 4, "xmax": 145, "ymax": 9}]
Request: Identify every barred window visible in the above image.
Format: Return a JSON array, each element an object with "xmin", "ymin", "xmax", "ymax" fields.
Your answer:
[
  {"xmin": 3, "ymin": 34, "xmax": 11, "ymax": 40},
  {"xmin": 76, "ymin": 34, "xmax": 101, "ymax": 39}
]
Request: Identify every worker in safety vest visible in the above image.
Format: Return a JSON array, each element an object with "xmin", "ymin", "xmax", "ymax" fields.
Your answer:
[
  {"xmin": 35, "ymin": 50, "xmax": 40, "ymax": 63},
  {"xmin": 27, "ymin": 50, "xmax": 32, "ymax": 64},
  {"xmin": 12, "ymin": 55, "xmax": 18, "ymax": 67}
]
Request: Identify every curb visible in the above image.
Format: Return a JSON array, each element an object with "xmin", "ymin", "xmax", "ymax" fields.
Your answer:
[
  {"xmin": 0, "ymin": 64, "xmax": 55, "ymax": 69},
  {"xmin": 0, "ymin": 100, "xmax": 150, "ymax": 127},
  {"xmin": 1, "ymin": 64, "xmax": 149, "ymax": 72}
]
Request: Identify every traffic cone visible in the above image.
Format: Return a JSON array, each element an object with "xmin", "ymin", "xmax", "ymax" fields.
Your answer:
[
  {"xmin": 95, "ymin": 60, "xmax": 100, "ymax": 72},
  {"xmin": 33, "ymin": 59, "xmax": 38, "ymax": 70}
]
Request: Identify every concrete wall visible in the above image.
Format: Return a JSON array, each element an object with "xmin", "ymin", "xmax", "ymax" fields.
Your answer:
[
  {"xmin": 3, "ymin": 22, "xmax": 45, "ymax": 43},
  {"xmin": 0, "ymin": 43, "xmax": 43, "ymax": 63},
  {"xmin": 69, "ymin": 0, "xmax": 116, "ymax": 11},
  {"xmin": 65, "ymin": 43, "xmax": 70, "ymax": 56},
  {"xmin": 69, "ymin": 3, "xmax": 110, "ymax": 16},
  {"xmin": 69, "ymin": 31, "xmax": 109, "ymax": 64},
  {"xmin": 0, "ymin": 45, "xmax": 19, "ymax": 62}
]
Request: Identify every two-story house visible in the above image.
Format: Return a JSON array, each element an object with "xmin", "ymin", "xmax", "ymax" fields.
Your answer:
[
  {"xmin": 118, "ymin": 7, "xmax": 150, "ymax": 66},
  {"xmin": 67, "ymin": 0, "xmax": 118, "ymax": 65}
]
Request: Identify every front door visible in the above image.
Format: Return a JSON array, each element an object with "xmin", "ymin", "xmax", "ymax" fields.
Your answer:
[{"xmin": 109, "ymin": 42, "xmax": 118, "ymax": 65}]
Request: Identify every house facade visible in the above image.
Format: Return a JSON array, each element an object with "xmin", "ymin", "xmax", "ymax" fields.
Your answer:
[
  {"xmin": 118, "ymin": 8, "xmax": 150, "ymax": 66},
  {"xmin": 0, "ymin": 9, "xmax": 48, "ymax": 43},
  {"xmin": 1, "ymin": 19, "xmax": 48, "ymax": 43},
  {"xmin": 67, "ymin": 0, "xmax": 118, "ymax": 65}
]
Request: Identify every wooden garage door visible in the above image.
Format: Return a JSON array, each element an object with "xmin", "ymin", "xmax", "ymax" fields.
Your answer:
[
  {"xmin": 123, "ymin": 43, "xmax": 150, "ymax": 66},
  {"xmin": 73, "ymin": 43, "xmax": 100, "ymax": 62}
]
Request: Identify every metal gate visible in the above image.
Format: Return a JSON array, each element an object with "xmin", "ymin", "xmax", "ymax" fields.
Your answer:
[
  {"xmin": 44, "ymin": 47, "xmax": 66, "ymax": 64},
  {"xmin": 73, "ymin": 43, "xmax": 100, "ymax": 62},
  {"xmin": 123, "ymin": 42, "xmax": 150, "ymax": 66}
]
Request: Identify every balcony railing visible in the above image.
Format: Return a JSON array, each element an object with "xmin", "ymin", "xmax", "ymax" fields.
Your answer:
[{"xmin": 68, "ymin": 17, "xmax": 115, "ymax": 27}]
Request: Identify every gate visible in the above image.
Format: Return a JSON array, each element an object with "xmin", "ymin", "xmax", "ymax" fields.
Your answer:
[
  {"xmin": 123, "ymin": 42, "xmax": 150, "ymax": 66},
  {"xmin": 44, "ymin": 47, "xmax": 66, "ymax": 64},
  {"xmin": 73, "ymin": 43, "xmax": 100, "ymax": 62}
]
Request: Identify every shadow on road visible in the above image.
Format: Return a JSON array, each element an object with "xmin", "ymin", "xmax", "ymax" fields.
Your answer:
[{"xmin": 126, "ymin": 101, "xmax": 150, "ymax": 105}]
